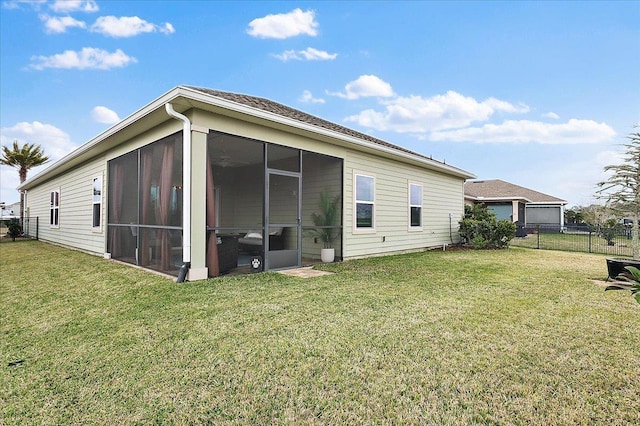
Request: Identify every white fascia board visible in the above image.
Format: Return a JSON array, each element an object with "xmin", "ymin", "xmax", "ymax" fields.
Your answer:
[
  {"xmin": 527, "ymin": 201, "xmax": 568, "ymax": 206},
  {"xmin": 19, "ymin": 85, "xmax": 475, "ymax": 189},
  {"xmin": 473, "ymin": 196, "xmax": 533, "ymax": 203},
  {"xmin": 18, "ymin": 88, "xmax": 185, "ymax": 190},
  {"xmin": 177, "ymin": 87, "xmax": 476, "ymax": 180}
]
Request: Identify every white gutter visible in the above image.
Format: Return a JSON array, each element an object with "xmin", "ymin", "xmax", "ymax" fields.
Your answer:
[
  {"xmin": 165, "ymin": 103, "xmax": 191, "ymax": 264},
  {"xmin": 19, "ymin": 87, "xmax": 186, "ymax": 191},
  {"xmin": 468, "ymin": 196, "xmax": 533, "ymax": 203},
  {"xmin": 19, "ymin": 85, "xmax": 474, "ymax": 190},
  {"xmin": 527, "ymin": 201, "xmax": 568, "ymax": 205},
  {"xmin": 177, "ymin": 86, "xmax": 476, "ymax": 180}
]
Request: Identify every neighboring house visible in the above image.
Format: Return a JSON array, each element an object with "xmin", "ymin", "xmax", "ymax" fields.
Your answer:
[
  {"xmin": 464, "ymin": 179, "xmax": 567, "ymax": 227},
  {"xmin": 18, "ymin": 86, "xmax": 475, "ymax": 281},
  {"xmin": 1, "ymin": 201, "xmax": 20, "ymax": 219}
]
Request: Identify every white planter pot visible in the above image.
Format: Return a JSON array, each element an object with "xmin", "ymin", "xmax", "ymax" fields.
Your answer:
[{"xmin": 320, "ymin": 248, "xmax": 335, "ymax": 263}]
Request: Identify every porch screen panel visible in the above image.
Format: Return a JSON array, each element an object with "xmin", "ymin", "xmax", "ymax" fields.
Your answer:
[
  {"xmin": 488, "ymin": 204, "xmax": 512, "ymax": 221},
  {"xmin": 301, "ymin": 152, "xmax": 343, "ymax": 262},
  {"xmin": 107, "ymin": 150, "xmax": 138, "ymax": 262},
  {"xmin": 138, "ymin": 134, "xmax": 183, "ymax": 271},
  {"xmin": 207, "ymin": 132, "xmax": 265, "ymax": 273},
  {"xmin": 107, "ymin": 132, "xmax": 183, "ymax": 276},
  {"xmin": 526, "ymin": 206, "xmax": 561, "ymax": 226}
]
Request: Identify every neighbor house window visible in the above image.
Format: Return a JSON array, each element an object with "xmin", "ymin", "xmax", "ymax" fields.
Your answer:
[
  {"xmin": 409, "ymin": 182, "xmax": 423, "ymax": 229},
  {"xmin": 355, "ymin": 173, "xmax": 375, "ymax": 231},
  {"xmin": 50, "ymin": 189, "xmax": 60, "ymax": 227},
  {"xmin": 92, "ymin": 176, "xmax": 102, "ymax": 229}
]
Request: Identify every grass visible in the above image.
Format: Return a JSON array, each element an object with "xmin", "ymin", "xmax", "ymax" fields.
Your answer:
[
  {"xmin": 510, "ymin": 231, "xmax": 634, "ymax": 257},
  {"xmin": 1, "ymin": 240, "xmax": 638, "ymax": 425}
]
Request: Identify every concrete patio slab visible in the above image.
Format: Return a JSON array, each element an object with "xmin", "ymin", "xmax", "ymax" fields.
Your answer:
[{"xmin": 277, "ymin": 266, "xmax": 333, "ymax": 278}]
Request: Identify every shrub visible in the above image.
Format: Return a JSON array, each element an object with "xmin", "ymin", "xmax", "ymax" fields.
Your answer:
[
  {"xmin": 600, "ymin": 218, "xmax": 621, "ymax": 246},
  {"xmin": 7, "ymin": 222, "xmax": 22, "ymax": 242},
  {"xmin": 460, "ymin": 204, "xmax": 516, "ymax": 249}
]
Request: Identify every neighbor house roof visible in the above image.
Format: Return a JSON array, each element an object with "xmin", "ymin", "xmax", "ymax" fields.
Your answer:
[
  {"xmin": 464, "ymin": 179, "xmax": 567, "ymax": 204},
  {"xmin": 19, "ymin": 85, "xmax": 475, "ymax": 190}
]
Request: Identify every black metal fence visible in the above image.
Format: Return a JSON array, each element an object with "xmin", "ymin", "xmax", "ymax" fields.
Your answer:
[
  {"xmin": 510, "ymin": 224, "xmax": 635, "ymax": 257},
  {"xmin": 0, "ymin": 217, "xmax": 38, "ymax": 240}
]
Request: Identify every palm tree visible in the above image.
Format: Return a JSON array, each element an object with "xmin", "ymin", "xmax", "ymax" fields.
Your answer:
[{"xmin": 1, "ymin": 140, "xmax": 49, "ymax": 225}]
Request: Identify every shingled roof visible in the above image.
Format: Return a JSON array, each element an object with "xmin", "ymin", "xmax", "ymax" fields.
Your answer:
[
  {"xmin": 464, "ymin": 179, "xmax": 566, "ymax": 204},
  {"xmin": 185, "ymin": 86, "xmax": 449, "ymax": 167}
]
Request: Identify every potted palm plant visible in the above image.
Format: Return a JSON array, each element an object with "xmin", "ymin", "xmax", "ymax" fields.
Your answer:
[{"xmin": 306, "ymin": 190, "xmax": 340, "ymax": 262}]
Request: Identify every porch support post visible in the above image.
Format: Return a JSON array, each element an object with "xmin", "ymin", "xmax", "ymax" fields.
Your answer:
[{"xmin": 187, "ymin": 127, "xmax": 209, "ymax": 281}]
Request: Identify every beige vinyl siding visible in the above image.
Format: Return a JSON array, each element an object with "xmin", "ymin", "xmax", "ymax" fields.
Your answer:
[
  {"xmin": 23, "ymin": 121, "xmax": 184, "ymax": 256},
  {"xmin": 343, "ymin": 150, "xmax": 464, "ymax": 259},
  {"xmin": 25, "ymin": 156, "xmax": 107, "ymax": 254}
]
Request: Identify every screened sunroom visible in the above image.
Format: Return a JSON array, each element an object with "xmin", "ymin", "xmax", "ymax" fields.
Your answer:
[{"xmin": 107, "ymin": 129, "xmax": 343, "ymax": 277}]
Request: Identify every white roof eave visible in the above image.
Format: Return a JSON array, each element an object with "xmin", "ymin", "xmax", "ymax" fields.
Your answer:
[{"xmin": 19, "ymin": 86, "xmax": 475, "ymax": 189}]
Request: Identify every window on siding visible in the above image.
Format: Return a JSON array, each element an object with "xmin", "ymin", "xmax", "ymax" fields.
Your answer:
[
  {"xmin": 92, "ymin": 176, "xmax": 102, "ymax": 228},
  {"xmin": 355, "ymin": 174, "xmax": 375, "ymax": 230},
  {"xmin": 50, "ymin": 190, "xmax": 59, "ymax": 227},
  {"xmin": 409, "ymin": 182, "xmax": 423, "ymax": 229}
]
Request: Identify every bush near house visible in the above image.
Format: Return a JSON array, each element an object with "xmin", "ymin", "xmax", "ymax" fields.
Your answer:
[{"xmin": 459, "ymin": 203, "xmax": 516, "ymax": 249}]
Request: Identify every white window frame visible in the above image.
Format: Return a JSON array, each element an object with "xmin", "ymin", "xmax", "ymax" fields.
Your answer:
[
  {"xmin": 50, "ymin": 189, "xmax": 60, "ymax": 228},
  {"xmin": 92, "ymin": 175, "xmax": 103, "ymax": 231},
  {"xmin": 408, "ymin": 181, "xmax": 423, "ymax": 231},
  {"xmin": 353, "ymin": 172, "xmax": 375, "ymax": 233}
]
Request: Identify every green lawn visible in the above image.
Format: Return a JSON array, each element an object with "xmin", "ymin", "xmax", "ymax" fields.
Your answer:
[
  {"xmin": 511, "ymin": 231, "xmax": 634, "ymax": 257},
  {"xmin": 1, "ymin": 240, "xmax": 638, "ymax": 425}
]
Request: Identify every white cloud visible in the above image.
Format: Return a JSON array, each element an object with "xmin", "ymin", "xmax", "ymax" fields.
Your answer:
[
  {"xmin": 543, "ymin": 112, "xmax": 560, "ymax": 120},
  {"xmin": 50, "ymin": 0, "xmax": 98, "ymax": 13},
  {"xmin": 429, "ymin": 119, "xmax": 616, "ymax": 144},
  {"xmin": 40, "ymin": 14, "xmax": 86, "ymax": 33},
  {"xmin": 0, "ymin": 121, "xmax": 76, "ymax": 159},
  {"xmin": 528, "ymin": 149, "xmax": 625, "ymax": 206},
  {"xmin": 2, "ymin": 0, "xmax": 46, "ymax": 10},
  {"xmin": 484, "ymin": 97, "xmax": 530, "ymax": 114},
  {"xmin": 594, "ymin": 149, "xmax": 625, "ymax": 167},
  {"xmin": 29, "ymin": 47, "xmax": 137, "ymax": 70},
  {"xmin": 299, "ymin": 90, "xmax": 325, "ymax": 104},
  {"xmin": 273, "ymin": 47, "xmax": 337, "ymax": 62},
  {"xmin": 345, "ymin": 90, "xmax": 526, "ymax": 132},
  {"xmin": 90, "ymin": 16, "xmax": 175, "ymax": 37},
  {"xmin": 247, "ymin": 8, "xmax": 318, "ymax": 39},
  {"xmin": 91, "ymin": 106, "xmax": 120, "ymax": 124},
  {"xmin": 328, "ymin": 75, "xmax": 394, "ymax": 100},
  {"xmin": 0, "ymin": 121, "xmax": 78, "ymax": 203}
]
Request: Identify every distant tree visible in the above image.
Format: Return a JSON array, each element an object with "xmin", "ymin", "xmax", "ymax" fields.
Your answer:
[
  {"xmin": 564, "ymin": 206, "xmax": 585, "ymax": 225},
  {"xmin": 0, "ymin": 140, "xmax": 49, "ymax": 225},
  {"xmin": 597, "ymin": 129, "xmax": 640, "ymax": 260},
  {"xmin": 580, "ymin": 204, "xmax": 611, "ymax": 231}
]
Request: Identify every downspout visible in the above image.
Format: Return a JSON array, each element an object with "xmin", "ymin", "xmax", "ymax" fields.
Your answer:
[{"xmin": 165, "ymin": 103, "xmax": 191, "ymax": 282}]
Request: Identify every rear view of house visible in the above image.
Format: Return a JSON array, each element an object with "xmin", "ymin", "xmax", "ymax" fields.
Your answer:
[{"xmin": 18, "ymin": 86, "xmax": 475, "ymax": 281}]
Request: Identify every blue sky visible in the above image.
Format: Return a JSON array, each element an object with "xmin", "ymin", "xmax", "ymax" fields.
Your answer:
[{"xmin": 1, "ymin": 0, "xmax": 638, "ymax": 208}]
